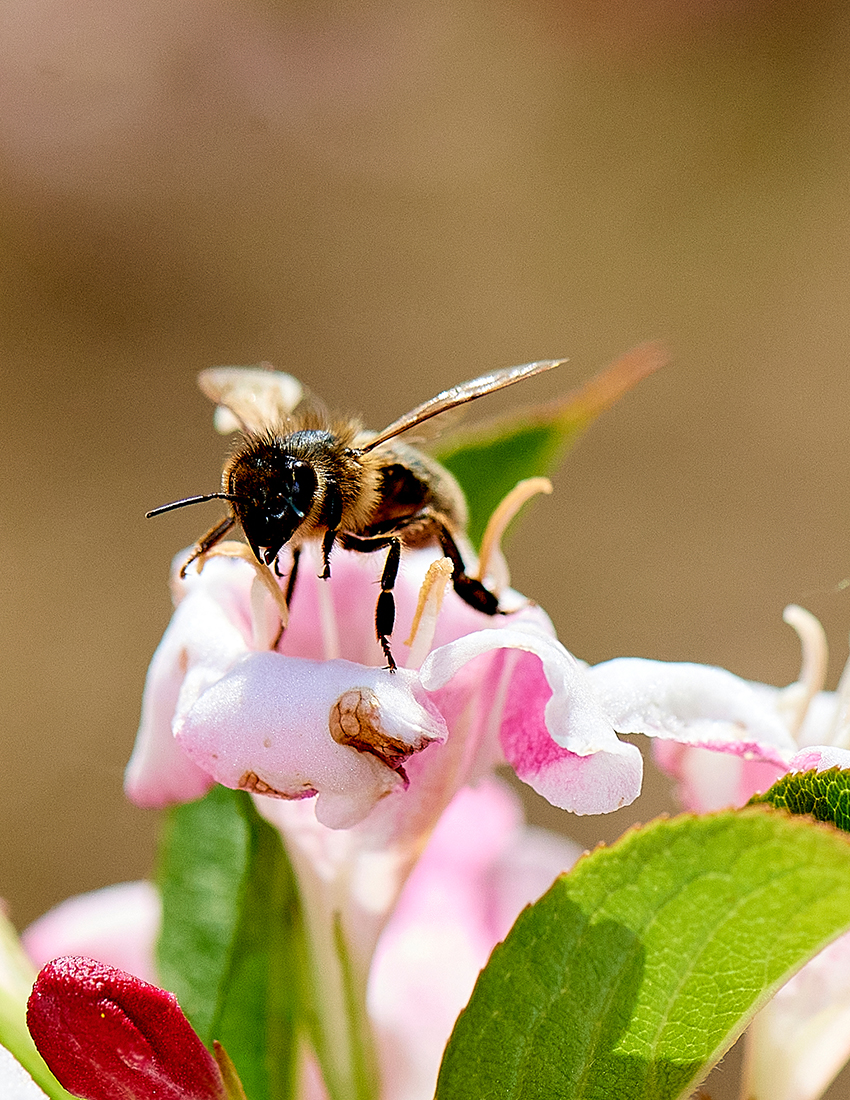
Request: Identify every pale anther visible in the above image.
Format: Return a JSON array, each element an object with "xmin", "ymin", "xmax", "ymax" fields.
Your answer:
[
  {"xmin": 404, "ymin": 557, "xmax": 453, "ymax": 670},
  {"xmin": 779, "ymin": 604, "xmax": 828, "ymax": 738},
  {"xmin": 199, "ymin": 541, "xmax": 290, "ymax": 629},
  {"xmin": 475, "ymin": 477, "xmax": 553, "ymax": 584}
]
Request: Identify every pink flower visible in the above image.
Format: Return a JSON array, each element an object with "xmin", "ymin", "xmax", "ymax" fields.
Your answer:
[
  {"xmin": 123, "ymin": 535, "xmax": 642, "ymax": 1097},
  {"xmin": 26, "ymin": 957, "xmax": 227, "ymax": 1100},
  {"xmin": 124, "ymin": 516, "xmax": 819, "ymax": 1096},
  {"xmin": 126, "ymin": 544, "xmax": 644, "ymax": 828}
]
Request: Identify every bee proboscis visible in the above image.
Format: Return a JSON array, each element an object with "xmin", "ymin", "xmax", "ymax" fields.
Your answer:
[{"xmin": 147, "ymin": 358, "xmax": 563, "ymax": 669}]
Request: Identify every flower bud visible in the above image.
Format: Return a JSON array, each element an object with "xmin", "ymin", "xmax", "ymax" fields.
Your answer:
[{"xmin": 26, "ymin": 956, "xmax": 227, "ymax": 1100}]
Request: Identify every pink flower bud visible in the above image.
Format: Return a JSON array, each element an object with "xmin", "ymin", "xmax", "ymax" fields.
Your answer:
[{"xmin": 26, "ymin": 956, "xmax": 227, "ymax": 1100}]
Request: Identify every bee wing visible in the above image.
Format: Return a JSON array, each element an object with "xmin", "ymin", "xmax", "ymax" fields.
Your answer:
[
  {"xmin": 198, "ymin": 364, "xmax": 305, "ymax": 435},
  {"xmin": 361, "ymin": 358, "xmax": 565, "ymax": 453}
]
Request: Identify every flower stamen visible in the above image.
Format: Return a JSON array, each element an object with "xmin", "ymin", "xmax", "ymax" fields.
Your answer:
[
  {"xmin": 404, "ymin": 557, "xmax": 453, "ymax": 669},
  {"xmin": 200, "ymin": 541, "xmax": 290, "ymax": 630},
  {"xmin": 474, "ymin": 477, "xmax": 553, "ymax": 586},
  {"xmin": 316, "ymin": 570, "xmax": 341, "ymax": 660},
  {"xmin": 778, "ymin": 604, "xmax": 828, "ymax": 739}
]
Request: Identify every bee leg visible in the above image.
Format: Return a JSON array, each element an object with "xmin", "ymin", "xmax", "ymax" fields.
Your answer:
[
  {"xmin": 435, "ymin": 523, "xmax": 500, "ymax": 616},
  {"xmin": 338, "ymin": 532, "xmax": 401, "ymax": 671},
  {"xmin": 284, "ymin": 546, "xmax": 301, "ymax": 608},
  {"xmin": 319, "ymin": 484, "xmax": 343, "ymax": 579},
  {"xmin": 179, "ymin": 515, "xmax": 236, "ymax": 579},
  {"xmin": 376, "ymin": 539, "xmax": 402, "ymax": 672},
  {"xmin": 320, "ymin": 529, "xmax": 336, "ymax": 580}
]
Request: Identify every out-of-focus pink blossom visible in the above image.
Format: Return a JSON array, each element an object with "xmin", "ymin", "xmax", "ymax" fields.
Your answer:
[
  {"xmin": 26, "ymin": 956, "xmax": 227, "ymax": 1100},
  {"xmin": 22, "ymin": 882, "xmax": 160, "ymax": 985},
  {"xmin": 367, "ymin": 779, "xmax": 580, "ymax": 1100},
  {"xmin": 744, "ymin": 933, "xmax": 850, "ymax": 1100}
]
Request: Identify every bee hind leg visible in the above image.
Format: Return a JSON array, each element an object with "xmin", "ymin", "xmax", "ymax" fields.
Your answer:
[{"xmin": 435, "ymin": 523, "xmax": 500, "ymax": 616}]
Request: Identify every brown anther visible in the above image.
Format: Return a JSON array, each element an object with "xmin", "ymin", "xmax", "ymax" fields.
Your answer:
[
  {"xmin": 237, "ymin": 771, "xmax": 317, "ymax": 799},
  {"xmin": 329, "ymin": 688, "xmax": 424, "ymax": 770}
]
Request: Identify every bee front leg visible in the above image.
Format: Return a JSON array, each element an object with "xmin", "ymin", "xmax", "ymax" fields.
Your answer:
[
  {"xmin": 180, "ymin": 515, "xmax": 236, "ymax": 579},
  {"xmin": 284, "ymin": 546, "xmax": 301, "ymax": 608},
  {"xmin": 320, "ymin": 529, "xmax": 336, "ymax": 580},
  {"xmin": 319, "ymin": 484, "xmax": 343, "ymax": 580}
]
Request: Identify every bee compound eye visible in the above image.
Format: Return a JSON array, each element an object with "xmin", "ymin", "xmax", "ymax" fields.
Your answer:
[{"xmin": 288, "ymin": 461, "xmax": 316, "ymax": 519}]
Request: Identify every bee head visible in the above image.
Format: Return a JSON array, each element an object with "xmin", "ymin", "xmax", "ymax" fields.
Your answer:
[{"xmin": 228, "ymin": 444, "xmax": 318, "ymax": 566}]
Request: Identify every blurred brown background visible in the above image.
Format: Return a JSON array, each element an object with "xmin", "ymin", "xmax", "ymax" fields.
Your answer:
[{"xmin": 2, "ymin": 1, "xmax": 850, "ymax": 1093}]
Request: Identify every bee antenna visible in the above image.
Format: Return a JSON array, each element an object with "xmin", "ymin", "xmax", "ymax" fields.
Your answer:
[{"xmin": 145, "ymin": 493, "xmax": 246, "ymax": 519}]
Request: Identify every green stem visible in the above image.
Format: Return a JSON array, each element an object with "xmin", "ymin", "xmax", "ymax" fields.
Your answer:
[{"xmin": 296, "ymin": 904, "xmax": 379, "ymax": 1100}]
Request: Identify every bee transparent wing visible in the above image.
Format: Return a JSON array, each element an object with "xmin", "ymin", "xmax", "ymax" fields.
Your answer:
[
  {"xmin": 198, "ymin": 364, "xmax": 305, "ymax": 435},
  {"xmin": 361, "ymin": 358, "xmax": 565, "ymax": 453}
]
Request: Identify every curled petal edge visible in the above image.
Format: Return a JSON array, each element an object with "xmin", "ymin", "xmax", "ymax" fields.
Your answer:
[
  {"xmin": 587, "ymin": 658, "xmax": 796, "ymax": 768},
  {"xmin": 420, "ymin": 628, "xmax": 643, "ymax": 814}
]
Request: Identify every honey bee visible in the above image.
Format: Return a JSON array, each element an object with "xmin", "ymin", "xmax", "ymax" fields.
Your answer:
[{"xmin": 147, "ymin": 359, "xmax": 562, "ymax": 668}]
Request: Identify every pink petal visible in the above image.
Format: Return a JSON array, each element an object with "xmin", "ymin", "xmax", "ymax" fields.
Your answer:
[
  {"xmin": 125, "ymin": 559, "xmax": 254, "ymax": 808},
  {"xmin": 421, "ymin": 628, "xmax": 643, "ymax": 814},
  {"xmin": 653, "ymin": 741, "xmax": 785, "ymax": 812},
  {"xmin": 176, "ymin": 655, "xmax": 447, "ymax": 829},
  {"xmin": 789, "ymin": 746, "xmax": 850, "ymax": 772},
  {"xmin": 23, "ymin": 883, "xmax": 160, "ymax": 985}
]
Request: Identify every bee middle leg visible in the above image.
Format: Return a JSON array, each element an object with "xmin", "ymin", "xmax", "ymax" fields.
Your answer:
[
  {"xmin": 338, "ymin": 532, "xmax": 402, "ymax": 670},
  {"xmin": 385, "ymin": 510, "xmax": 501, "ymax": 617}
]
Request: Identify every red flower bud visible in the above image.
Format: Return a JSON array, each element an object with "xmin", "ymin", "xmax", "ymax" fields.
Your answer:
[{"xmin": 26, "ymin": 956, "xmax": 227, "ymax": 1100}]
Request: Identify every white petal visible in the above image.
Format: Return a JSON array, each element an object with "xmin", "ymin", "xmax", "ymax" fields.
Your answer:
[
  {"xmin": 588, "ymin": 658, "xmax": 796, "ymax": 763},
  {"xmin": 0, "ymin": 1048, "xmax": 50, "ymax": 1100},
  {"xmin": 421, "ymin": 627, "xmax": 622, "ymax": 756},
  {"xmin": 421, "ymin": 628, "xmax": 643, "ymax": 814},
  {"xmin": 176, "ymin": 655, "xmax": 447, "ymax": 829}
]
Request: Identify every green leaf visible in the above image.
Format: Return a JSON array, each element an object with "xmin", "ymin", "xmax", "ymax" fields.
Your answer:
[
  {"xmin": 0, "ymin": 911, "xmax": 76, "ymax": 1100},
  {"xmin": 749, "ymin": 766, "xmax": 850, "ymax": 831},
  {"xmin": 435, "ymin": 342, "xmax": 667, "ymax": 546},
  {"xmin": 436, "ymin": 810, "xmax": 850, "ymax": 1100},
  {"xmin": 157, "ymin": 787, "xmax": 301, "ymax": 1100}
]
